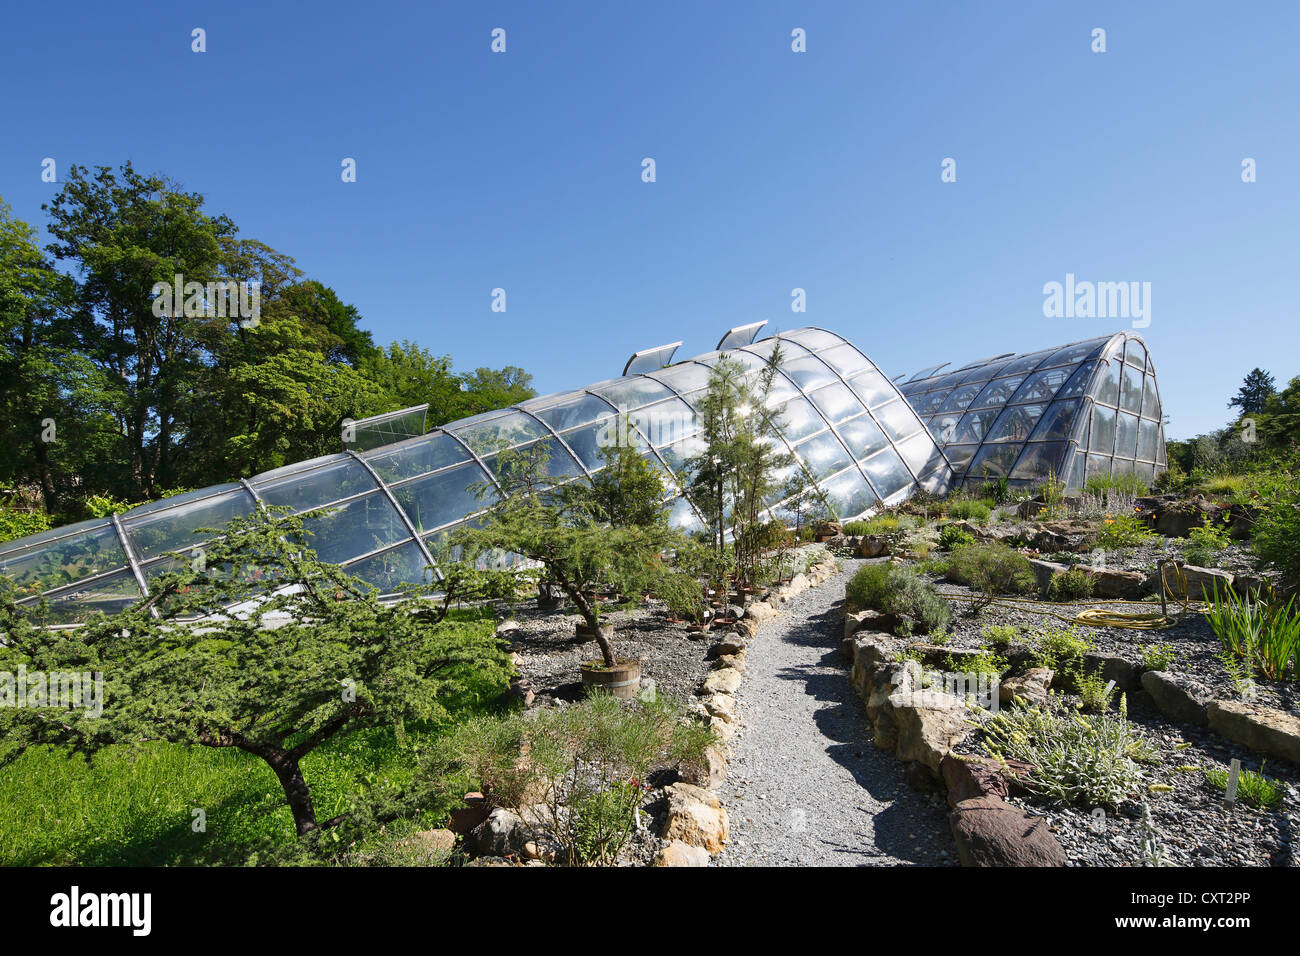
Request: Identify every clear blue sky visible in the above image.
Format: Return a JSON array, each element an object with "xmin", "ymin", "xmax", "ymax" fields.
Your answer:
[{"xmin": 2, "ymin": 1, "xmax": 1297, "ymax": 439}]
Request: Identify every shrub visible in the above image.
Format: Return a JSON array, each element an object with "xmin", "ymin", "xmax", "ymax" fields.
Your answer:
[
  {"xmin": 0, "ymin": 506, "xmax": 51, "ymax": 545},
  {"xmin": 938, "ymin": 524, "xmax": 976, "ymax": 552},
  {"xmin": 1035, "ymin": 627, "xmax": 1094, "ymax": 671},
  {"xmin": 1075, "ymin": 666, "xmax": 1116, "ymax": 713},
  {"xmin": 1095, "ymin": 512, "xmax": 1156, "ymax": 550},
  {"xmin": 947, "ymin": 499, "xmax": 992, "ymax": 522},
  {"xmin": 1251, "ymin": 458, "xmax": 1300, "ymax": 591},
  {"xmin": 947, "ymin": 542, "xmax": 1037, "ymax": 611},
  {"xmin": 446, "ymin": 693, "xmax": 714, "ymax": 865},
  {"xmin": 982, "ymin": 696, "xmax": 1157, "ymax": 808},
  {"xmin": 1205, "ymin": 583, "xmax": 1300, "ymax": 682},
  {"xmin": 845, "ymin": 563, "xmax": 953, "ymax": 636},
  {"xmin": 943, "ymin": 650, "xmax": 1005, "ymax": 676},
  {"xmin": 983, "ymin": 624, "xmax": 1020, "ymax": 649},
  {"xmin": 1046, "ymin": 566, "xmax": 1096, "ymax": 603},
  {"xmin": 1204, "ymin": 761, "xmax": 1283, "ymax": 809},
  {"xmin": 1184, "ymin": 518, "xmax": 1232, "ymax": 567},
  {"xmin": 1140, "ymin": 643, "xmax": 1177, "ymax": 672},
  {"xmin": 1083, "ymin": 472, "xmax": 1150, "ymax": 497}
]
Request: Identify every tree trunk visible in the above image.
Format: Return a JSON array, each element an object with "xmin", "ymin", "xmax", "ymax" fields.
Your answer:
[
  {"xmin": 266, "ymin": 751, "xmax": 319, "ymax": 836},
  {"xmin": 565, "ymin": 583, "xmax": 616, "ymax": 667}
]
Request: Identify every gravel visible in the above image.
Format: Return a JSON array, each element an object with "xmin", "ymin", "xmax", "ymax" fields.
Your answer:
[{"xmin": 714, "ymin": 559, "xmax": 956, "ymax": 867}]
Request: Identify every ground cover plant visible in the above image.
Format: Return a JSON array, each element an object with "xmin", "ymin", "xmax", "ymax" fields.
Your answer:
[{"xmin": 846, "ymin": 562, "xmax": 952, "ymax": 636}]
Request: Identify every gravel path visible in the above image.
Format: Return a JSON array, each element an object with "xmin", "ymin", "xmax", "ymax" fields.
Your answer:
[{"xmin": 715, "ymin": 559, "xmax": 957, "ymax": 866}]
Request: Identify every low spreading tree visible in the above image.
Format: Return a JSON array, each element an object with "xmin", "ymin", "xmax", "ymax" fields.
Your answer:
[
  {"xmin": 454, "ymin": 444, "xmax": 680, "ymax": 667},
  {"xmin": 0, "ymin": 506, "xmax": 523, "ymax": 837}
]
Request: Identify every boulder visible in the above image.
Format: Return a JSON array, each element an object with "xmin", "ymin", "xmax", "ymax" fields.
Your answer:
[
  {"xmin": 844, "ymin": 608, "xmax": 900, "ymax": 638},
  {"xmin": 473, "ymin": 807, "xmax": 527, "ymax": 857},
  {"xmin": 893, "ymin": 696, "xmax": 972, "ymax": 773},
  {"xmin": 1140, "ymin": 670, "xmax": 1212, "ymax": 726},
  {"xmin": 714, "ymin": 653, "xmax": 746, "ymax": 673},
  {"xmin": 858, "ymin": 535, "xmax": 891, "ymax": 558},
  {"xmin": 661, "ymin": 782, "xmax": 729, "ymax": 855},
  {"xmin": 703, "ymin": 693, "xmax": 737, "ymax": 723},
  {"xmin": 745, "ymin": 601, "xmax": 778, "ymax": 623},
  {"xmin": 1207, "ymin": 701, "xmax": 1300, "ymax": 765},
  {"xmin": 653, "ymin": 839, "xmax": 711, "ymax": 867},
  {"xmin": 949, "ymin": 796, "xmax": 1067, "ymax": 867},
  {"xmin": 1153, "ymin": 496, "xmax": 1221, "ymax": 538},
  {"xmin": 1080, "ymin": 652, "xmax": 1140, "ymax": 693},
  {"xmin": 940, "ymin": 754, "xmax": 1031, "ymax": 807},
  {"xmin": 395, "ymin": 828, "xmax": 457, "ymax": 864},
  {"xmin": 998, "ymin": 667, "xmax": 1053, "ymax": 707},
  {"xmin": 709, "ymin": 715, "xmax": 735, "ymax": 743},
  {"xmin": 701, "ymin": 667, "xmax": 742, "ymax": 695},
  {"xmin": 1089, "ymin": 568, "xmax": 1149, "ymax": 600},
  {"xmin": 710, "ymin": 635, "xmax": 747, "ymax": 658},
  {"xmin": 1177, "ymin": 565, "xmax": 1235, "ymax": 601},
  {"xmin": 679, "ymin": 744, "xmax": 728, "ymax": 789},
  {"xmin": 447, "ymin": 791, "xmax": 490, "ymax": 834},
  {"xmin": 1026, "ymin": 558, "xmax": 1070, "ymax": 593}
]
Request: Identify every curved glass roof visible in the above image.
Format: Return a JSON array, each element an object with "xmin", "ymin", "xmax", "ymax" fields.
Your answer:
[
  {"xmin": 897, "ymin": 332, "xmax": 1166, "ymax": 491},
  {"xmin": 0, "ymin": 327, "xmax": 951, "ymax": 620}
]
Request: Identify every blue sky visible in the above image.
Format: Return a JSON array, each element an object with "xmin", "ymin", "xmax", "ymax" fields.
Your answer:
[{"xmin": 2, "ymin": 1, "xmax": 1297, "ymax": 439}]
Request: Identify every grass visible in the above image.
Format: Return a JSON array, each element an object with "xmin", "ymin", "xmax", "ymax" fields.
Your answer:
[
  {"xmin": 0, "ymin": 609, "xmax": 507, "ymax": 866},
  {"xmin": 1205, "ymin": 762, "xmax": 1284, "ymax": 809},
  {"xmin": 1205, "ymin": 584, "xmax": 1300, "ymax": 682},
  {"xmin": 946, "ymin": 499, "xmax": 993, "ymax": 522},
  {"xmin": 1083, "ymin": 473, "xmax": 1150, "ymax": 497}
]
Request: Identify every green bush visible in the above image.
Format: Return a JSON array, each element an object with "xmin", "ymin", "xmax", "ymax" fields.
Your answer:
[
  {"xmin": 1035, "ymin": 627, "xmax": 1094, "ymax": 671},
  {"xmin": 1205, "ymin": 583, "xmax": 1300, "ymax": 682},
  {"xmin": 1046, "ymin": 566, "xmax": 1096, "ymax": 602},
  {"xmin": 1184, "ymin": 518, "xmax": 1233, "ymax": 567},
  {"xmin": 946, "ymin": 542, "xmax": 1037, "ymax": 611},
  {"xmin": 0, "ymin": 506, "xmax": 51, "ymax": 545},
  {"xmin": 983, "ymin": 624, "xmax": 1020, "ymax": 649},
  {"xmin": 1251, "ymin": 458, "xmax": 1300, "ymax": 591},
  {"xmin": 938, "ymin": 524, "xmax": 976, "ymax": 552},
  {"xmin": 846, "ymin": 563, "xmax": 953, "ymax": 636},
  {"xmin": 1095, "ymin": 512, "xmax": 1156, "ymax": 550},
  {"xmin": 983, "ymin": 696, "xmax": 1157, "ymax": 808},
  {"xmin": 947, "ymin": 499, "xmax": 992, "ymax": 522},
  {"xmin": 1075, "ymin": 666, "xmax": 1117, "ymax": 713}
]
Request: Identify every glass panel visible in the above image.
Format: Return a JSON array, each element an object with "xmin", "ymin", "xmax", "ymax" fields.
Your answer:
[
  {"xmin": 1119, "ymin": 364, "xmax": 1143, "ymax": 413},
  {"xmin": 481, "ymin": 438, "xmax": 582, "ymax": 481},
  {"xmin": 563, "ymin": 421, "xmax": 651, "ymax": 471},
  {"xmin": 1042, "ymin": 338, "xmax": 1106, "ymax": 368},
  {"xmin": 1010, "ymin": 442, "xmax": 1065, "ymax": 480},
  {"xmin": 873, "ymin": 400, "xmax": 923, "ymax": 442},
  {"xmin": 1125, "ymin": 339, "xmax": 1147, "ymax": 369},
  {"xmin": 1135, "ymin": 461, "xmax": 1156, "ymax": 480},
  {"xmin": 953, "ymin": 408, "xmax": 1001, "ymax": 444},
  {"xmin": 838, "ymin": 413, "xmax": 890, "ymax": 460},
  {"xmin": 1157, "ymin": 425, "xmax": 1167, "ymax": 465},
  {"xmin": 392, "ymin": 461, "xmax": 493, "ymax": 533},
  {"xmin": 745, "ymin": 337, "xmax": 808, "ymax": 361},
  {"xmin": 938, "ymin": 383, "xmax": 985, "ymax": 413},
  {"xmin": 124, "ymin": 489, "xmax": 256, "ymax": 562},
  {"xmin": 361, "ymin": 432, "xmax": 468, "ymax": 484},
  {"xmin": 943, "ymin": 444, "xmax": 979, "ymax": 470},
  {"xmin": 253, "ymin": 457, "xmax": 377, "ymax": 512},
  {"xmin": 914, "ymin": 390, "xmax": 949, "ymax": 415},
  {"xmin": 300, "ymin": 493, "xmax": 409, "ymax": 565},
  {"xmin": 816, "ymin": 344, "xmax": 872, "ymax": 376},
  {"xmin": 348, "ymin": 406, "xmax": 427, "ymax": 452},
  {"xmin": 1057, "ymin": 360, "xmax": 1099, "ymax": 400},
  {"xmin": 985, "ymin": 403, "xmax": 1047, "ymax": 443},
  {"xmin": 451, "ymin": 410, "xmax": 549, "ymax": 455},
  {"xmin": 777, "ymin": 397, "xmax": 826, "ymax": 442},
  {"xmin": 784, "ymin": 329, "xmax": 842, "ymax": 351},
  {"xmin": 1115, "ymin": 412, "xmax": 1140, "ymax": 459},
  {"xmin": 967, "ymin": 444, "xmax": 1020, "ymax": 480},
  {"xmin": 632, "ymin": 398, "xmax": 697, "ymax": 448},
  {"xmin": 806, "ymin": 382, "xmax": 864, "ymax": 424},
  {"xmin": 846, "ymin": 369, "xmax": 897, "ymax": 408},
  {"xmin": 343, "ymin": 541, "xmax": 434, "ymax": 592},
  {"xmin": 1137, "ymin": 419, "xmax": 1160, "ymax": 462},
  {"xmin": 794, "ymin": 432, "xmax": 852, "ymax": 480},
  {"xmin": 928, "ymin": 413, "xmax": 963, "ymax": 444},
  {"xmin": 1095, "ymin": 359, "xmax": 1122, "ymax": 407},
  {"xmin": 0, "ymin": 520, "xmax": 126, "ymax": 596},
  {"xmin": 1008, "ymin": 366, "xmax": 1074, "ymax": 404},
  {"xmin": 781, "ymin": 355, "xmax": 837, "ymax": 391},
  {"xmin": 969, "ymin": 375, "xmax": 1026, "ymax": 410},
  {"xmin": 669, "ymin": 497, "xmax": 703, "ymax": 532},
  {"xmin": 655, "ymin": 434, "xmax": 707, "ymax": 473},
  {"xmin": 820, "ymin": 468, "xmax": 875, "ymax": 519},
  {"xmin": 527, "ymin": 393, "xmax": 616, "ymax": 432},
  {"xmin": 763, "ymin": 371, "xmax": 801, "ymax": 407},
  {"xmin": 1086, "ymin": 453, "xmax": 1112, "ymax": 478},
  {"xmin": 1064, "ymin": 450, "xmax": 1086, "ymax": 491},
  {"xmin": 1027, "ymin": 399, "xmax": 1079, "ymax": 442},
  {"xmin": 1141, "ymin": 375, "xmax": 1160, "ymax": 420},
  {"xmin": 1090, "ymin": 405, "xmax": 1117, "ymax": 453},
  {"xmin": 33, "ymin": 569, "xmax": 141, "ymax": 625},
  {"xmin": 648, "ymin": 362, "xmax": 712, "ymax": 394},
  {"xmin": 861, "ymin": 450, "xmax": 912, "ymax": 498},
  {"xmin": 957, "ymin": 359, "xmax": 1013, "ymax": 384},
  {"xmin": 998, "ymin": 350, "xmax": 1054, "ymax": 376},
  {"xmin": 897, "ymin": 431, "xmax": 942, "ymax": 476},
  {"xmin": 593, "ymin": 376, "xmax": 677, "ymax": 411}
]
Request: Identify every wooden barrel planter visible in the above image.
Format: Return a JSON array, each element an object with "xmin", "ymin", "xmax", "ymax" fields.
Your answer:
[{"xmin": 580, "ymin": 659, "xmax": 642, "ymax": 699}]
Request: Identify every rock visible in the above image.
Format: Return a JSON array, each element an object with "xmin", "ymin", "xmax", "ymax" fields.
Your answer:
[
  {"xmin": 701, "ymin": 667, "xmax": 742, "ymax": 695},
  {"xmin": 893, "ymin": 696, "xmax": 972, "ymax": 772},
  {"xmin": 521, "ymin": 839, "xmax": 557, "ymax": 863},
  {"xmin": 734, "ymin": 618, "xmax": 760, "ymax": 640},
  {"xmin": 714, "ymin": 653, "xmax": 746, "ymax": 673},
  {"xmin": 395, "ymin": 828, "xmax": 457, "ymax": 864},
  {"xmin": 474, "ymin": 807, "xmax": 527, "ymax": 857},
  {"xmin": 1026, "ymin": 558, "xmax": 1070, "ymax": 593},
  {"xmin": 998, "ymin": 667, "xmax": 1053, "ymax": 706},
  {"xmin": 464, "ymin": 856, "xmax": 514, "ymax": 867},
  {"xmin": 844, "ymin": 607, "xmax": 900, "ymax": 637},
  {"xmin": 496, "ymin": 619, "xmax": 521, "ymax": 636},
  {"xmin": 661, "ymin": 782, "xmax": 729, "ymax": 855},
  {"xmin": 1140, "ymin": 670, "xmax": 1212, "ymax": 727},
  {"xmin": 787, "ymin": 573, "xmax": 809, "ymax": 594},
  {"xmin": 1153, "ymin": 496, "xmax": 1222, "ymax": 538},
  {"xmin": 505, "ymin": 678, "xmax": 535, "ymax": 708},
  {"xmin": 904, "ymin": 760, "xmax": 944, "ymax": 792},
  {"xmin": 447, "ymin": 791, "xmax": 489, "ymax": 834},
  {"xmin": 1080, "ymin": 652, "xmax": 1139, "ymax": 693},
  {"xmin": 857, "ymin": 535, "xmax": 891, "ymax": 558},
  {"xmin": 1231, "ymin": 573, "xmax": 1269, "ymax": 598},
  {"xmin": 1207, "ymin": 701, "xmax": 1300, "ymax": 765},
  {"xmin": 653, "ymin": 839, "xmax": 711, "ymax": 867},
  {"xmin": 679, "ymin": 744, "xmax": 728, "ymax": 789},
  {"xmin": 908, "ymin": 643, "xmax": 993, "ymax": 670},
  {"xmin": 745, "ymin": 601, "xmax": 777, "ymax": 623},
  {"xmin": 1089, "ymin": 568, "xmax": 1149, "ymax": 600},
  {"xmin": 949, "ymin": 796, "xmax": 1067, "ymax": 867},
  {"xmin": 709, "ymin": 715, "xmax": 735, "ymax": 743},
  {"xmin": 1176, "ymin": 565, "xmax": 1235, "ymax": 601},
  {"xmin": 814, "ymin": 520, "xmax": 843, "ymax": 542},
  {"xmin": 703, "ymin": 693, "xmax": 737, "ymax": 723},
  {"xmin": 940, "ymin": 754, "xmax": 1031, "ymax": 807},
  {"xmin": 710, "ymin": 635, "xmax": 747, "ymax": 658}
]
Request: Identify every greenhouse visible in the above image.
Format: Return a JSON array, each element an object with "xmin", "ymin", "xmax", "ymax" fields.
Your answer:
[
  {"xmin": 0, "ymin": 325, "xmax": 954, "ymax": 621},
  {"xmin": 896, "ymin": 331, "xmax": 1167, "ymax": 492}
]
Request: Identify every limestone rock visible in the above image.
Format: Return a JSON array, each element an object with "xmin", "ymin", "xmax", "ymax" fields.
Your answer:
[
  {"xmin": 662, "ymin": 782, "xmax": 729, "ymax": 855},
  {"xmin": 653, "ymin": 839, "xmax": 711, "ymax": 867},
  {"xmin": 1140, "ymin": 670, "xmax": 1211, "ymax": 726},
  {"xmin": 1207, "ymin": 700, "xmax": 1300, "ymax": 764},
  {"xmin": 745, "ymin": 601, "xmax": 778, "ymax": 623},
  {"xmin": 679, "ymin": 744, "xmax": 728, "ymax": 789},
  {"xmin": 704, "ymin": 693, "xmax": 737, "ymax": 723},
  {"xmin": 893, "ymin": 696, "xmax": 971, "ymax": 772},
  {"xmin": 1089, "ymin": 568, "xmax": 1149, "ymax": 600},
  {"xmin": 998, "ymin": 668, "xmax": 1053, "ymax": 707},
  {"xmin": 474, "ymin": 807, "xmax": 527, "ymax": 857},
  {"xmin": 701, "ymin": 667, "xmax": 742, "ymax": 695}
]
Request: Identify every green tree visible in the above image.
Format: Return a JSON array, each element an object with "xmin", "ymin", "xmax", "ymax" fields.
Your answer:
[
  {"xmin": 1228, "ymin": 368, "xmax": 1277, "ymax": 415},
  {"xmin": 0, "ymin": 506, "xmax": 520, "ymax": 837}
]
